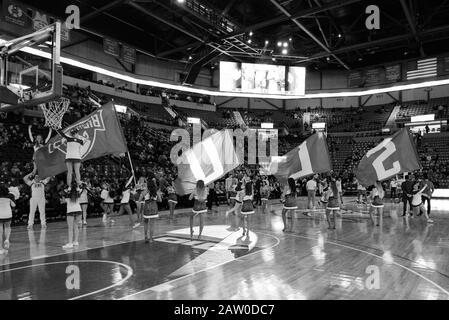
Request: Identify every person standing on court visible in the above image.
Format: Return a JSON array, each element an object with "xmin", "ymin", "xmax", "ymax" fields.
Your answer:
[
  {"xmin": 24, "ymin": 172, "xmax": 50, "ymax": 230},
  {"xmin": 254, "ymin": 176, "xmax": 262, "ymax": 207},
  {"xmin": 225, "ymin": 174, "xmax": 234, "ymax": 206},
  {"xmin": 421, "ymin": 174, "xmax": 434, "ymax": 216},
  {"xmin": 390, "ymin": 178, "xmax": 397, "ymax": 199},
  {"xmin": 401, "ymin": 174, "xmax": 414, "ymax": 216},
  {"xmin": 306, "ymin": 176, "xmax": 317, "ymax": 210}
]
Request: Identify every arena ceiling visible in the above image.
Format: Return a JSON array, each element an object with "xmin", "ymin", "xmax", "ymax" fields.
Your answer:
[{"xmin": 20, "ymin": 0, "xmax": 449, "ymax": 71}]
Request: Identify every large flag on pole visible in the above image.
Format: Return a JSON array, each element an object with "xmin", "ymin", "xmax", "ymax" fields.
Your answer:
[
  {"xmin": 35, "ymin": 102, "xmax": 128, "ymax": 178},
  {"xmin": 262, "ymin": 132, "xmax": 332, "ymax": 182},
  {"xmin": 354, "ymin": 128, "xmax": 422, "ymax": 187},
  {"xmin": 175, "ymin": 129, "xmax": 241, "ymax": 195}
]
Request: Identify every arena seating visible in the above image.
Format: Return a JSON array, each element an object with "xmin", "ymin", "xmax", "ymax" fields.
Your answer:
[{"xmin": 395, "ymin": 99, "xmax": 449, "ymax": 123}]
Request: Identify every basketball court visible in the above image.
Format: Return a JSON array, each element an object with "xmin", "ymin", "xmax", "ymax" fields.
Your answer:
[{"xmin": 1, "ymin": 198, "xmax": 448, "ymax": 300}]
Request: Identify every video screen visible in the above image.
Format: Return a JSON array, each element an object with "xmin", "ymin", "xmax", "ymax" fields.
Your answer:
[{"xmin": 219, "ymin": 62, "xmax": 305, "ymax": 95}]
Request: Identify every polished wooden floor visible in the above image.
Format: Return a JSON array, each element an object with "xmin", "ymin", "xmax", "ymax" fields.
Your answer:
[{"xmin": 1, "ymin": 197, "xmax": 449, "ymax": 300}]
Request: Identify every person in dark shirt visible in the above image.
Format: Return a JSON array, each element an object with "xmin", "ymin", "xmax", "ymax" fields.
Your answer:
[
  {"xmin": 401, "ymin": 174, "xmax": 414, "ymax": 216},
  {"xmin": 253, "ymin": 176, "xmax": 262, "ymax": 207}
]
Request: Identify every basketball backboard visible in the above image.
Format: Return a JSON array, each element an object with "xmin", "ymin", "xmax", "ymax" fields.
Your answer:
[{"xmin": 0, "ymin": 22, "xmax": 63, "ymax": 112}]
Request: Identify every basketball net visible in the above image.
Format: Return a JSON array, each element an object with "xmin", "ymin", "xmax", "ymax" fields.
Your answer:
[{"xmin": 39, "ymin": 97, "xmax": 70, "ymax": 129}]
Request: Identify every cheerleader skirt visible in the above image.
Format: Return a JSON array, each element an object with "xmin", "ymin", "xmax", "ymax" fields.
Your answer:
[{"xmin": 143, "ymin": 201, "xmax": 159, "ymax": 219}]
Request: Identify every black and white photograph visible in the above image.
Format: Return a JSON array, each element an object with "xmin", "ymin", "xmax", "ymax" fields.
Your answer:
[{"xmin": 1, "ymin": 0, "xmax": 449, "ymax": 312}]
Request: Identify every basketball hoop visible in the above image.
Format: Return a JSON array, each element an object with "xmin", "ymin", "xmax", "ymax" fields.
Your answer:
[{"xmin": 39, "ymin": 97, "xmax": 70, "ymax": 129}]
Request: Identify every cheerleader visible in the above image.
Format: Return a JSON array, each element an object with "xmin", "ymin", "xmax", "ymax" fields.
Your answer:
[
  {"xmin": 79, "ymin": 181, "xmax": 90, "ymax": 226},
  {"xmin": 167, "ymin": 181, "xmax": 178, "ymax": 220},
  {"xmin": 260, "ymin": 180, "xmax": 271, "ymax": 214},
  {"xmin": 240, "ymin": 182, "xmax": 255, "ymax": 236},
  {"xmin": 57, "ymin": 128, "xmax": 85, "ymax": 189},
  {"xmin": 0, "ymin": 184, "xmax": 15, "ymax": 254},
  {"xmin": 28, "ymin": 125, "xmax": 52, "ymax": 174},
  {"xmin": 100, "ymin": 182, "xmax": 114, "ymax": 223},
  {"xmin": 134, "ymin": 176, "xmax": 147, "ymax": 223},
  {"xmin": 225, "ymin": 182, "xmax": 244, "ymax": 217},
  {"xmin": 143, "ymin": 179, "xmax": 161, "ymax": 242},
  {"xmin": 228, "ymin": 180, "xmax": 238, "ymax": 208},
  {"xmin": 319, "ymin": 185, "xmax": 330, "ymax": 208},
  {"xmin": 281, "ymin": 178, "xmax": 297, "ymax": 232},
  {"xmin": 117, "ymin": 176, "xmax": 140, "ymax": 228},
  {"xmin": 368, "ymin": 181, "xmax": 385, "ymax": 227},
  {"xmin": 188, "ymin": 180, "xmax": 208, "ymax": 240},
  {"xmin": 63, "ymin": 182, "xmax": 82, "ymax": 249},
  {"xmin": 410, "ymin": 182, "xmax": 433, "ymax": 224},
  {"xmin": 325, "ymin": 181, "xmax": 340, "ymax": 230}
]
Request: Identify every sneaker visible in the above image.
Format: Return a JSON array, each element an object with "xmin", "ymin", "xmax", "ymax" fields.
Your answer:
[
  {"xmin": 4, "ymin": 240, "xmax": 10, "ymax": 249},
  {"xmin": 73, "ymin": 241, "xmax": 79, "ymax": 246},
  {"xmin": 62, "ymin": 243, "xmax": 74, "ymax": 249},
  {"xmin": 27, "ymin": 225, "xmax": 33, "ymax": 230},
  {"xmin": 133, "ymin": 222, "xmax": 141, "ymax": 229},
  {"xmin": 102, "ymin": 215, "xmax": 107, "ymax": 223},
  {"xmin": 427, "ymin": 219, "xmax": 434, "ymax": 224},
  {"xmin": 83, "ymin": 220, "xmax": 87, "ymax": 225}
]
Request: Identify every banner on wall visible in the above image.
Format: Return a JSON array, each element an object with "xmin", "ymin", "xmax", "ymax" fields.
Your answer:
[
  {"xmin": 2, "ymin": 0, "xmax": 71, "ymax": 41},
  {"xmin": 2, "ymin": 0, "xmax": 29, "ymax": 27},
  {"xmin": 121, "ymin": 45, "xmax": 136, "ymax": 64},
  {"xmin": 103, "ymin": 38, "xmax": 120, "ymax": 57}
]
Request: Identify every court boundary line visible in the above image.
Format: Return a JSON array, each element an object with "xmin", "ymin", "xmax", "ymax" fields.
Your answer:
[
  {"xmin": 118, "ymin": 231, "xmax": 281, "ymax": 300},
  {"xmin": 0, "ymin": 260, "xmax": 133, "ymax": 300},
  {"xmin": 284, "ymin": 232, "xmax": 449, "ymax": 298}
]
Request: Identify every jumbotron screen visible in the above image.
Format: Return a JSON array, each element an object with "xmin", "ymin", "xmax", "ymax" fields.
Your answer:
[{"xmin": 219, "ymin": 61, "xmax": 306, "ymax": 95}]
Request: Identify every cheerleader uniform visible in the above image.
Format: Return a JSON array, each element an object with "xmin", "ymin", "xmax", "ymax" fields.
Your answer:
[
  {"xmin": 260, "ymin": 186, "xmax": 270, "ymax": 201},
  {"xmin": 283, "ymin": 190, "xmax": 297, "ymax": 210},
  {"xmin": 79, "ymin": 186, "xmax": 88, "ymax": 206},
  {"xmin": 327, "ymin": 193, "xmax": 340, "ymax": 211},
  {"xmin": 371, "ymin": 187, "xmax": 384, "ymax": 208},
  {"xmin": 135, "ymin": 183, "xmax": 146, "ymax": 206},
  {"xmin": 143, "ymin": 193, "xmax": 159, "ymax": 219},
  {"xmin": 320, "ymin": 189, "xmax": 330, "ymax": 206},
  {"xmin": 167, "ymin": 186, "xmax": 178, "ymax": 205},
  {"xmin": 0, "ymin": 197, "xmax": 14, "ymax": 224},
  {"xmin": 241, "ymin": 195, "xmax": 255, "ymax": 215},
  {"xmin": 192, "ymin": 194, "xmax": 207, "ymax": 215},
  {"xmin": 65, "ymin": 189, "xmax": 83, "ymax": 217},
  {"xmin": 62, "ymin": 133, "xmax": 84, "ymax": 163},
  {"xmin": 101, "ymin": 188, "xmax": 114, "ymax": 208}
]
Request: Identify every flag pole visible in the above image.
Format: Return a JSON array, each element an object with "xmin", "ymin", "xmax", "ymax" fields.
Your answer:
[
  {"xmin": 127, "ymin": 151, "xmax": 137, "ymax": 185},
  {"xmin": 111, "ymin": 101, "xmax": 136, "ymax": 185}
]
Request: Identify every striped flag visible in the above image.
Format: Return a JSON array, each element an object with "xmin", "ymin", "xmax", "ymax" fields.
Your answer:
[
  {"xmin": 406, "ymin": 57, "xmax": 437, "ymax": 80},
  {"xmin": 175, "ymin": 129, "xmax": 241, "ymax": 195},
  {"xmin": 262, "ymin": 132, "xmax": 332, "ymax": 182},
  {"xmin": 354, "ymin": 128, "xmax": 422, "ymax": 187}
]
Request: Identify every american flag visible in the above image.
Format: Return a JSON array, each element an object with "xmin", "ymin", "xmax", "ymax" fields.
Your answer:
[{"xmin": 406, "ymin": 57, "xmax": 437, "ymax": 80}]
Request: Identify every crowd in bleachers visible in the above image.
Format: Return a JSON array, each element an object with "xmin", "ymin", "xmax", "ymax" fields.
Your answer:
[{"xmin": 3, "ymin": 77, "xmax": 449, "ymax": 227}]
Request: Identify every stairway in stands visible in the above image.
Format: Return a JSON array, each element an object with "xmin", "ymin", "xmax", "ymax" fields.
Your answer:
[
  {"xmin": 233, "ymin": 111, "xmax": 246, "ymax": 127},
  {"xmin": 385, "ymin": 104, "xmax": 401, "ymax": 128}
]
